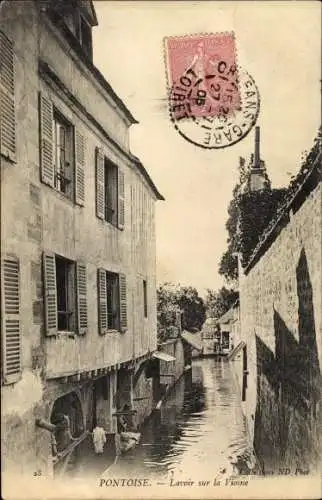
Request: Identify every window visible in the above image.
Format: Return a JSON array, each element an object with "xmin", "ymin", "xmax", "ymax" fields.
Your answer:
[
  {"xmin": 1, "ymin": 257, "xmax": 21, "ymax": 385},
  {"xmin": 55, "ymin": 256, "xmax": 76, "ymax": 331},
  {"xmin": 53, "ymin": 110, "xmax": 74, "ymax": 199},
  {"xmin": 222, "ymin": 331, "xmax": 230, "ymax": 349},
  {"xmin": 143, "ymin": 280, "xmax": 148, "ymax": 318},
  {"xmin": 55, "ymin": 4, "xmax": 93, "ymax": 60},
  {"xmin": 43, "ymin": 253, "xmax": 87, "ymax": 335},
  {"xmin": 106, "ymin": 271, "xmax": 120, "ymax": 330},
  {"xmin": 0, "ymin": 30, "xmax": 16, "ymax": 161},
  {"xmin": 104, "ymin": 159, "xmax": 118, "ymax": 225},
  {"xmin": 98, "ymin": 269, "xmax": 127, "ymax": 334},
  {"xmin": 39, "ymin": 93, "xmax": 86, "ymax": 206},
  {"xmin": 79, "ymin": 16, "xmax": 92, "ymax": 58},
  {"xmin": 95, "ymin": 148, "xmax": 125, "ymax": 229}
]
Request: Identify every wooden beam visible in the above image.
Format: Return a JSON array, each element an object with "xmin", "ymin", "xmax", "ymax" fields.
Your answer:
[
  {"xmin": 53, "ymin": 431, "xmax": 90, "ymax": 464},
  {"xmin": 112, "ymin": 410, "xmax": 137, "ymax": 416},
  {"xmin": 70, "ymin": 373, "xmax": 81, "ymax": 382}
]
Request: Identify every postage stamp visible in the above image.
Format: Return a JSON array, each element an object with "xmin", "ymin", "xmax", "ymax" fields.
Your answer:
[{"xmin": 164, "ymin": 33, "xmax": 260, "ymax": 149}]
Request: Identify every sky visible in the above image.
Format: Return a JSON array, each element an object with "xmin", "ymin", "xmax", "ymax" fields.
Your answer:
[{"xmin": 93, "ymin": 1, "xmax": 321, "ymax": 295}]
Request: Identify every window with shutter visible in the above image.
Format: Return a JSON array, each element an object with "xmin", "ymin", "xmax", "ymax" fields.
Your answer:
[
  {"xmin": 0, "ymin": 31, "xmax": 16, "ymax": 162},
  {"xmin": 97, "ymin": 268, "xmax": 107, "ymax": 334},
  {"xmin": 43, "ymin": 252, "xmax": 58, "ymax": 335},
  {"xmin": 118, "ymin": 170, "xmax": 125, "ymax": 230},
  {"xmin": 1, "ymin": 257, "xmax": 21, "ymax": 384},
  {"xmin": 105, "ymin": 159, "xmax": 118, "ymax": 226},
  {"xmin": 39, "ymin": 97, "xmax": 77, "ymax": 201},
  {"xmin": 39, "ymin": 92, "xmax": 55, "ymax": 187},
  {"xmin": 106, "ymin": 271, "xmax": 120, "ymax": 330},
  {"xmin": 75, "ymin": 130, "xmax": 85, "ymax": 206},
  {"xmin": 95, "ymin": 148, "xmax": 105, "ymax": 219},
  {"xmin": 76, "ymin": 262, "xmax": 87, "ymax": 335},
  {"xmin": 119, "ymin": 274, "xmax": 127, "ymax": 331},
  {"xmin": 143, "ymin": 280, "xmax": 148, "ymax": 318}
]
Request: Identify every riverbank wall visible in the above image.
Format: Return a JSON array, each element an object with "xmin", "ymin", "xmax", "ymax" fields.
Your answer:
[{"xmin": 239, "ymin": 158, "xmax": 322, "ymax": 473}]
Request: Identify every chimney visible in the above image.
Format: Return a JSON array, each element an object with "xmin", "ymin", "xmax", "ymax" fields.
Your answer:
[{"xmin": 254, "ymin": 126, "xmax": 260, "ymax": 169}]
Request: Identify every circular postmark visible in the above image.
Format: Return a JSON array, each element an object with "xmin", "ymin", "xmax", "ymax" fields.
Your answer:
[{"xmin": 168, "ymin": 66, "xmax": 260, "ymax": 149}]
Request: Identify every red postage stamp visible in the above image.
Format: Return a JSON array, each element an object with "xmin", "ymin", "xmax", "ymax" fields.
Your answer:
[
  {"xmin": 164, "ymin": 32, "xmax": 260, "ymax": 149},
  {"xmin": 165, "ymin": 32, "xmax": 240, "ymax": 120}
]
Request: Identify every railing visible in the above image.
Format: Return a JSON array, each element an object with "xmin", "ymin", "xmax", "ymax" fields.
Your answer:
[{"xmin": 227, "ymin": 341, "xmax": 246, "ymax": 361}]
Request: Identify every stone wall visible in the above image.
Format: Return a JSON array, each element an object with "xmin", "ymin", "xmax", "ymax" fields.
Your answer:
[
  {"xmin": 239, "ymin": 181, "xmax": 322, "ymax": 473},
  {"xmin": 158, "ymin": 338, "xmax": 186, "ymax": 388},
  {"xmin": 133, "ymin": 361, "xmax": 154, "ymax": 429}
]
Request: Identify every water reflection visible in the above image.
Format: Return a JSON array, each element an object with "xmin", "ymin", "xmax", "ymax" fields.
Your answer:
[{"xmin": 111, "ymin": 358, "xmax": 257, "ymax": 481}]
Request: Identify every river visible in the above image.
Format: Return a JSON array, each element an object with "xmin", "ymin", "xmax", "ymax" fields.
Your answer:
[{"xmin": 104, "ymin": 357, "xmax": 259, "ymax": 482}]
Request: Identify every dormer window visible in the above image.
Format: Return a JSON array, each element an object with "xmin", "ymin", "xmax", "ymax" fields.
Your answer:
[
  {"xmin": 51, "ymin": 2, "xmax": 95, "ymax": 61},
  {"xmin": 78, "ymin": 15, "xmax": 92, "ymax": 58}
]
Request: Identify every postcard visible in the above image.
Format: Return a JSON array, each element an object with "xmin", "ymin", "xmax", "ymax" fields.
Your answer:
[{"xmin": 1, "ymin": 0, "xmax": 321, "ymax": 499}]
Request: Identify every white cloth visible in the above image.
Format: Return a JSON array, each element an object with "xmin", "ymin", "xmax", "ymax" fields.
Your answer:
[{"xmin": 92, "ymin": 426, "xmax": 106, "ymax": 454}]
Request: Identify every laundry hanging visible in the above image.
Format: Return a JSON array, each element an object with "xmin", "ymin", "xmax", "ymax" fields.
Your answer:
[{"xmin": 92, "ymin": 426, "xmax": 106, "ymax": 454}]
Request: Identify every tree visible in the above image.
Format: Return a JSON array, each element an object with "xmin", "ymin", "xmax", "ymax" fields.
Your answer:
[
  {"xmin": 205, "ymin": 287, "xmax": 239, "ymax": 319},
  {"xmin": 218, "ymin": 157, "xmax": 247, "ymax": 283},
  {"xmin": 218, "ymin": 156, "xmax": 286, "ymax": 281},
  {"xmin": 157, "ymin": 283, "xmax": 206, "ymax": 342}
]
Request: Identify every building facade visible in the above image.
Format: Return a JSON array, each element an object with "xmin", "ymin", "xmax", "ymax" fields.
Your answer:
[
  {"xmin": 217, "ymin": 300, "xmax": 240, "ymax": 356},
  {"xmin": 237, "ymin": 133, "xmax": 321, "ymax": 473},
  {"xmin": 1, "ymin": 0, "xmax": 163, "ymax": 477}
]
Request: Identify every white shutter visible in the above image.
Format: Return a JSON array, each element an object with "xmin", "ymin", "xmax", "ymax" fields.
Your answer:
[
  {"xmin": 119, "ymin": 273, "xmax": 127, "ymax": 332},
  {"xmin": 97, "ymin": 268, "xmax": 107, "ymax": 335},
  {"xmin": 1, "ymin": 257, "xmax": 21, "ymax": 384},
  {"xmin": 95, "ymin": 147, "xmax": 105, "ymax": 219},
  {"xmin": 118, "ymin": 169, "xmax": 125, "ymax": 230},
  {"xmin": 76, "ymin": 262, "xmax": 87, "ymax": 335},
  {"xmin": 39, "ymin": 92, "xmax": 54, "ymax": 187},
  {"xmin": 0, "ymin": 31, "xmax": 16, "ymax": 161},
  {"xmin": 43, "ymin": 252, "xmax": 57, "ymax": 335},
  {"xmin": 75, "ymin": 130, "xmax": 85, "ymax": 206}
]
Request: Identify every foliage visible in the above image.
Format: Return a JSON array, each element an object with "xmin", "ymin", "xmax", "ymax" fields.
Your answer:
[
  {"xmin": 157, "ymin": 283, "xmax": 206, "ymax": 342},
  {"xmin": 238, "ymin": 188, "xmax": 287, "ymax": 266},
  {"xmin": 205, "ymin": 287, "xmax": 239, "ymax": 319},
  {"xmin": 218, "ymin": 156, "xmax": 286, "ymax": 280},
  {"xmin": 284, "ymin": 126, "xmax": 321, "ymax": 202}
]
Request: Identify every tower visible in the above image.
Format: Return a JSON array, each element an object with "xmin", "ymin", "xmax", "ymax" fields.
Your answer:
[{"xmin": 249, "ymin": 126, "xmax": 268, "ymax": 192}]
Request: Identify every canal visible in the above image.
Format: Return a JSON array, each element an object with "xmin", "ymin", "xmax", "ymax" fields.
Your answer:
[{"xmin": 103, "ymin": 357, "xmax": 259, "ymax": 482}]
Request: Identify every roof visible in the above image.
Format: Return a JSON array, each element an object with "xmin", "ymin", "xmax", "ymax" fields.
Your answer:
[
  {"xmin": 203, "ymin": 317, "xmax": 217, "ymax": 327},
  {"xmin": 218, "ymin": 307, "xmax": 234, "ymax": 325},
  {"xmin": 130, "ymin": 155, "xmax": 165, "ymax": 200},
  {"xmin": 81, "ymin": 1, "xmax": 98, "ymax": 26},
  {"xmin": 152, "ymin": 351, "xmax": 176, "ymax": 362},
  {"xmin": 181, "ymin": 331, "xmax": 203, "ymax": 351}
]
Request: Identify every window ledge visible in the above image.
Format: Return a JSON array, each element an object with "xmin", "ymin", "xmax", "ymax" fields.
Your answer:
[
  {"xmin": 42, "ymin": 182, "xmax": 76, "ymax": 207},
  {"xmin": 96, "ymin": 218, "xmax": 124, "ymax": 231},
  {"xmin": 1, "ymin": 151, "xmax": 17, "ymax": 164},
  {"xmin": 56, "ymin": 331, "xmax": 76, "ymax": 338}
]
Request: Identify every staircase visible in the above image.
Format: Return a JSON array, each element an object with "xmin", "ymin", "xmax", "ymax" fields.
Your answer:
[{"xmin": 227, "ymin": 341, "xmax": 246, "ymax": 361}]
